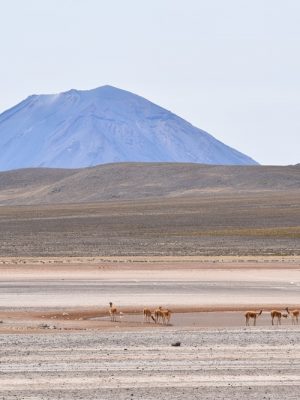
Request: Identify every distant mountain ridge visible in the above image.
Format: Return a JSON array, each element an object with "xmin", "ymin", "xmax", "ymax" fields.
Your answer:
[
  {"xmin": 0, "ymin": 85, "xmax": 257, "ymax": 170},
  {"xmin": 0, "ymin": 163, "xmax": 298, "ymax": 205}
]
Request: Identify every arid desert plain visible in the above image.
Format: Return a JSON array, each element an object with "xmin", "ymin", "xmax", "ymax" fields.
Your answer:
[
  {"xmin": 0, "ymin": 175, "xmax": 299, "ymax": 399},
  {"xmin": 1, "ymin": 255, "xmax": 300, "ymax": 399}
]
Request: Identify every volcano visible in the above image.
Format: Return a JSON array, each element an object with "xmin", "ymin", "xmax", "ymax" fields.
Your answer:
[{"xmin": 0, "ymin": 85, "xmax": 257, "ymax": 171}]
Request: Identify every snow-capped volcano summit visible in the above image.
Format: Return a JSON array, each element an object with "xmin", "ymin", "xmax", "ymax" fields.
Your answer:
[{"xmin": 0, "ymin": 85, "xmax": 257, "ymax": 171}]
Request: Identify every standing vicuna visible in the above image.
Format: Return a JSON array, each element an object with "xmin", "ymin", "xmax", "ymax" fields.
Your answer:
[
  {"xmin": 244, "ymin": 310, "xmax": 263, "ymax": 326},
  {"xmin": 143, "ymin": 308, "xmax": 156, "ymax": 323},
  {"xmin": 154, "ymin": 306, "xmax": 172, "ymax": 325},
  {"xmin": 285, "ymin": 307, "xmax": 299, "ymax": 324},
  {"xmin": 161, "ymin": 309, "xmax": 172, "ymax": 325},
  {"xmin": 270, "ymin": 309, "xmax": 288, "ymax": 325},
  {"xmin": 109, "ymin": 302, "xmax": 117, "ymax": 322},
  {"xmin": 154, "ymin": 307, "xmax": 165, "ymax": 324}
]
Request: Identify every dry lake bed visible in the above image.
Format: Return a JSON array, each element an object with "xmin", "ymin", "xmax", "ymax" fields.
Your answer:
[{"xmin": 0, "ymin": 256, "xmax": 300, "ymax": 399}]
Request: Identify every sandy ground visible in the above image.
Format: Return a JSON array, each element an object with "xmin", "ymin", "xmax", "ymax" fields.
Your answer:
[
  {"xmin": 1, "ymin": 257, "xmax": 299, "ymax": 315},
  {"xmin": 1, "ymin": 257, "xmax": 300, "ymax": 399},
  {"xmin": 0, "ymin": 258, "xmax": 300, "ymax": 333}
]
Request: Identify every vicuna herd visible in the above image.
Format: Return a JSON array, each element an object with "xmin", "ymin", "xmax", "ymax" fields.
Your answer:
[
  {"xmin": 109, "ymin": 303, "xmax": 172, "ymax": 324},
  {"xmin": 245, "ymin": 307, "xmax": 299, "ymax": 326},
  {"xmin": 109, "ymin": 302, "xmax": 299, "ymax": 326}
]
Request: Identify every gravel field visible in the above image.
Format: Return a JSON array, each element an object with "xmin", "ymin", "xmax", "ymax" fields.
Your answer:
[
  {"xmin": 1, "ymin": 328, "xmax": 300, "ymax": 399},
  {"xmin": 0, "ymin": 191, "xmax": 299, "ymax": 257}
]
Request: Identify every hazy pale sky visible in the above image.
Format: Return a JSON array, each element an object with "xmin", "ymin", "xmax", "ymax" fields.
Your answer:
[{"xmin": 1, "ymin": 0, "xmax": 299, "ymax": 165}]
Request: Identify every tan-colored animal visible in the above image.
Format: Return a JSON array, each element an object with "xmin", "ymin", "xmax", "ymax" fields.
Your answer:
[
  {"xmin": 271, "ymin": 310, "xmax": 288, "ymax": 325},
  {"xmin": 286, "ymin": 307, "xmax": 299, "ymax": 325},
  {"xmin": 154, "ymin": 307, "xmax": 172, "ymax": 325},
  {"xmin": 244, "ymin": 310, "xmax": 262, "ymax": 326},
  {"xmin": 109, "ymin": 302, "xmax": 117, "ymax": 322},
  {"xmin": 154, "ymin": 306, "xmax": 165, "ymax": 324},
  {"xmin": 143, "ymin": 308, "xmax": 155, "ymax": 323},
  {"xmin": 161, "ymin": 309, "xmax": 172, "ymax": 325}
]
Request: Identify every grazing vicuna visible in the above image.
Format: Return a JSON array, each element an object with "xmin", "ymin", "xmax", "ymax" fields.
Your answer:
[
  {"xmin": 285, "ymin": 307, "xmax": 299, "ymax": 325},
  {"xmin": 143, "ymin": 308, "xmax": 155, "ymax": 323}
]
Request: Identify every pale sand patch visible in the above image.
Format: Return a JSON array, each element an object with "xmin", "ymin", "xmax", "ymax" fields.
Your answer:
[
  {"xmin": 0, "ymin": 259, "xmax": 299, "ymax": 333},
  {"xmin": 0, "ymin": 261, "xmax": 299, "ymax": 310}
]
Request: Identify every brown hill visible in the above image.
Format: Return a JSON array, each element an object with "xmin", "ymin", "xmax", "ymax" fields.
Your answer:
[{"xmin": 0, "ymin": 163, "xmax": 299, "ymax": 205}]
